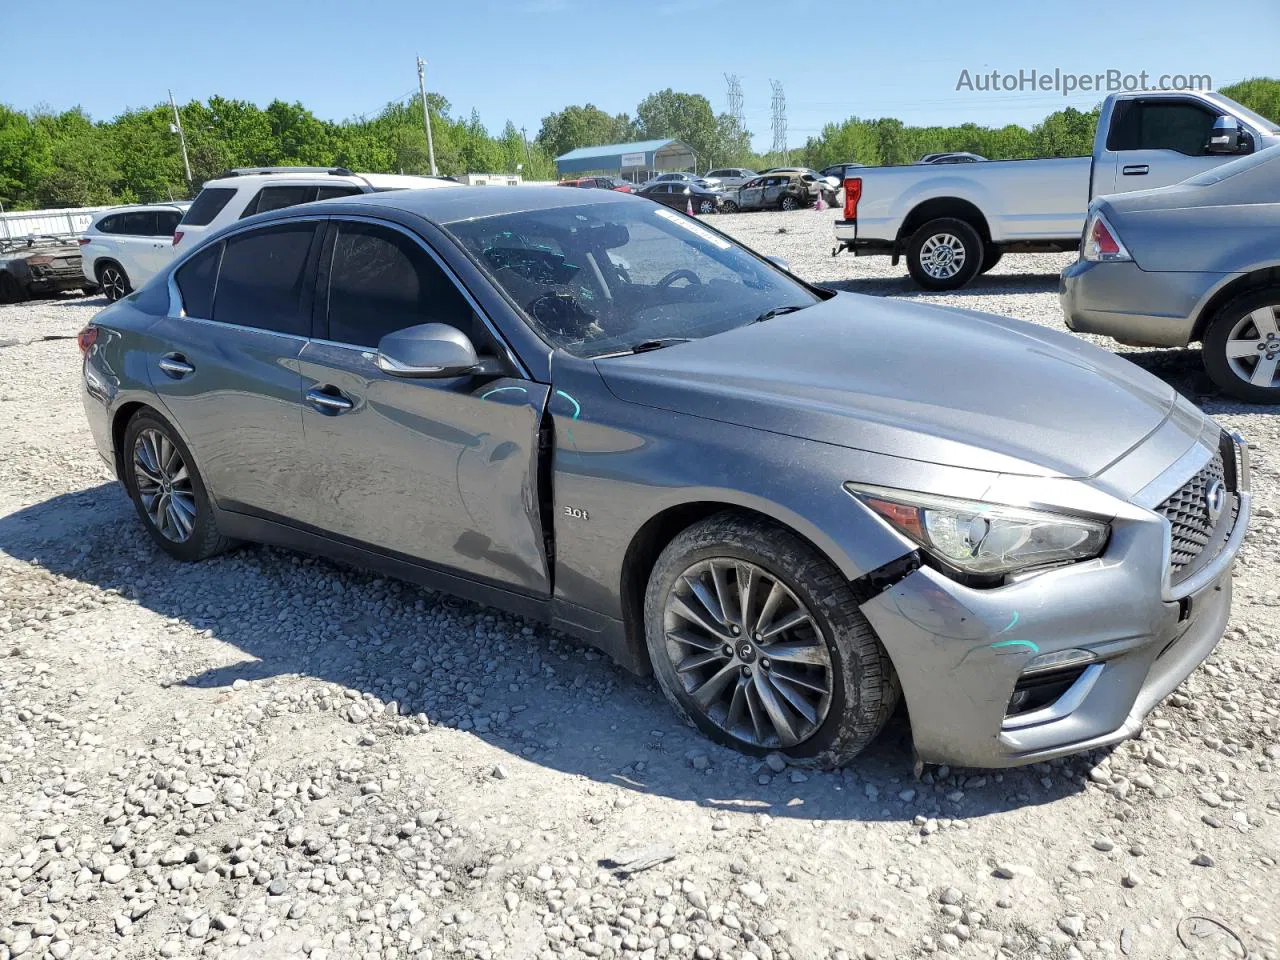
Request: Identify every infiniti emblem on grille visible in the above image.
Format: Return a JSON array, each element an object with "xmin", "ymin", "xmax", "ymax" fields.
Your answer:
[{"xmin": 1205, "ymin": 479, "xmax": 1226, "ymax": 524}]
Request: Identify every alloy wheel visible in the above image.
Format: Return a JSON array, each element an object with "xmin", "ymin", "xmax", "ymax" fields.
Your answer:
[
  {"xmin": 1224, "ymin": 305, "xmax": 1280, "ymax": 389},
  {"xmin": 132, "ymin": 428, "xmax": 196, "ymax": 542},
  {"xmin": 100, "ymin": 265, "xmax": 127, "ymax": 301},
  {"xmin": 918, "ymin": 233, "xmax": 967, "ymax": 280},
  {"xmin": 662, "ymin": 558, "xmax": 833, "ymax": 749},
  {"xmin": 699, "ymin": 199, "xmax": 715, "ymax": 214}
]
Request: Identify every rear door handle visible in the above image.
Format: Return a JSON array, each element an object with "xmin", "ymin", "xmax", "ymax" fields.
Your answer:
[
  {"xmin": 158, "ymin": 354, "xmax": 194, "ymax": 378},
  {"xmin": 1122, "ymin": 164, "xmax": 1149, "ymax": 175},
  {"xmin": 306, "ymin": 386, "xmax": 354, "ymax": 414}
]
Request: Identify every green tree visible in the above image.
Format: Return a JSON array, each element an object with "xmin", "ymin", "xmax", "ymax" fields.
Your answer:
[
  {"xmin": 1221, "ymin": 77, "xmax": 1280, "ymax": 123},
  {"xmin": 535, "ymin": 104, "xmax": 634, "ymax": 158}
]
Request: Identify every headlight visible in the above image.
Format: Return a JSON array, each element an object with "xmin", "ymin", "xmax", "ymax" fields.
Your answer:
[{"xmin": 846, "ymin": 483, "xmax": 1110, "ymax": 577}]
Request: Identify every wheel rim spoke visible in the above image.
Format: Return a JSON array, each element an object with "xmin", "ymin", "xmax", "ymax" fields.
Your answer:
[
  {"xmin": 1249, "ymin": 306, "xmax": 1279, "ymax": 338},
  {"xmin": 662, "ymin": 557, "xmax": 833, "ymax": 751},
  {"xmin": 1250, "ymin": 354, "xmax": 1279, "ymax": 386},
  {"xmin": 133, "ymin": 428, "xmax": 196, "ymax": 543},
  {"xmin": 1226, "ymin": 338, "xmax": 1261, "ymax": 359}
]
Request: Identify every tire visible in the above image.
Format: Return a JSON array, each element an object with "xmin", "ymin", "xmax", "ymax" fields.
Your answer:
[
  {"xmin": 0, "ymin": 272, "xmax": 24, "ymax": 304},
  {"xmin": 780, "ymin": 195, "xmax": 799, "ymax": 211},
  {"xmin": 96, "ymin": 261, "xmax": 131, "ymax": 302},
  {"xmin": 698, "ymin": 198, "xmax": 716, "ymax": 215},
  {"xmin": 905, "ymin": 217, "xmax": 984, "ymax": 291},
  {"xmin": 643, "ymin": 511, "xmax": 900, "ymax": 769},
  {"xmin": 720, "ymin": 200, "xmax": 739, "ymax": 213},
  {"xmin": 979, "ymin": 246, "xmax": 1004, "ymax": 274},
  {"xmin": 81, "ymin": 285, "xmax": 100, "ymax": 297},
  {"xmin": 1202, "ymin": 289, "xmax": 1280, "ymax": 404},
  {"xmin": 122, "ymin": 409, "xmax": 234, "ymax": 561}
]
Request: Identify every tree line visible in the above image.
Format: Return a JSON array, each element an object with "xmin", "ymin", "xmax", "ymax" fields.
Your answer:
[{"xmin": 1, "ymin": 78, "xmax": 1276, "ymax": 211}]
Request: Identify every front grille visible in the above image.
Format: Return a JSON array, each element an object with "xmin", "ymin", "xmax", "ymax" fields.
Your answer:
[{"xmin": 1157, "ymin": 450, "xmax": 1227, "ymax": 582}]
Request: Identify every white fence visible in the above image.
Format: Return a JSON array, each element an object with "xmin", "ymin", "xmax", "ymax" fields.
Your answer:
[{"xmin": 0, "ymin": 205, "xmax": 111, "ymax": 241}]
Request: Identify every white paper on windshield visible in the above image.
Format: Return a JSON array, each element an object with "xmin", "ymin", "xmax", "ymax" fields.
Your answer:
[{"xmin": 652, "ymin": 207, "xmax": 732, "ymax": 250}]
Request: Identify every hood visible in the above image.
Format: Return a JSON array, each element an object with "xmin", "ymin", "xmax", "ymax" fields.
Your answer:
[{"xmin": 596, "ymin": 295, "xmax": 1181, "ymax": 478}]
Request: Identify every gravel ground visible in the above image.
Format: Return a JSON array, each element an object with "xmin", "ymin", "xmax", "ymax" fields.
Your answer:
[{"xmin": 1, "ymin": 209, "xmax": 1277, "ymax": 960}]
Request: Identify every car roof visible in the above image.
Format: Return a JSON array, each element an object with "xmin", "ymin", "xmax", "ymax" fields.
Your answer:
[{"xmin": 256, "ymin": 185, "xmax": 641, "ymax": 226}]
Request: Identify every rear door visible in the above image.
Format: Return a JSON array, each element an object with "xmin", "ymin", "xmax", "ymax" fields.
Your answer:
[
  {"xmin": 1097, "ymin": 98, "xmax": 1230, "ymax": 195},
  {"xmin": 137, "ymin": 210, "xmax": 182, "ymax": 281},
  {"xmin": 148, "ymin": 221, "xmax": 319, "ymax": 520},
  {"xmin": 293, "ymin": 218, "xmax": 551, "ymax": 593},
  {"xmin": 104, "ymin": 212, "xmax": 157, "ymax": 282}
]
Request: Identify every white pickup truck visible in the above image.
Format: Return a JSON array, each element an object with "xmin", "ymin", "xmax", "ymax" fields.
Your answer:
[{"xmin": 833, "ymin": 90, "xmax": 1280, "ymax": 289}]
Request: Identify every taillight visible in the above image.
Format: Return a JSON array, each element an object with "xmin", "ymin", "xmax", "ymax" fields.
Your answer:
[
  {"xmin": 172, "ymin": 231, "xmax": 184, "ymax": 246},
  {"xmin": 77, "ymin": 237, "xmax": 91, "ymax": 246},
  {"xmin": 1081, "ymin": 211, "xmax": 1132, "ymax": 263},
  {"xmin": 77, "ymin": 326, "xmax": 98, "ymax": 354},
  {"xmin": 843, "ymin": 177, "xmax": 862, "ymax": 221},
  {"xmin": 1090, "ymin": 217, "xmax": 1120, "ymax": 256}
]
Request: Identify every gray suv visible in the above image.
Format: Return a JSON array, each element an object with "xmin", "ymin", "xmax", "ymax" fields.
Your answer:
[
  {"xmin": 1061, "ymin": 145, "xmax": 1280, "ymax": 403},
  {"xmin": 80, "ymin": 187, "xmax": 1249, "ymax": 769}
]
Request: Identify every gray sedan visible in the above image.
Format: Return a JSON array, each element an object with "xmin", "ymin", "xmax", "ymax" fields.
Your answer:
[
  {"xmin": 1061, "ymin": 145, "xmax": 1280, "ymax": 403},
  {"xmin": 79, "ymin": 186, "xmax": 1249, "ymax": 769}
]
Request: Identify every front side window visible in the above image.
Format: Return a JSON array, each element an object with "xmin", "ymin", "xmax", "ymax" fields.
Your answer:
[
  {"xmin": 325, "ymin": 222, "xmax": 477, "ymax": 350},
  {"xmin": 213, "ymin": 223, "xmax": 316, "ymax": 335},
  {"xmin": 180, "ymin": 187, "xmax": 237, "ymax": 226},
  {"xmin": 1109, "ymin": 101, "xmax": 1217, "ymax": 155},
  {"xmin": 445, "ymin": 201, "xmax": 819, "ymax": 358}
]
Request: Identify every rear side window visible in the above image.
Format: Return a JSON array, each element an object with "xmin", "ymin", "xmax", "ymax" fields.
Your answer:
[
  {"xmin": 155, "ymin": 210, "xmax": 182, "ymax": 235},
  {"xmin": 174, "ymin": 243, "xmax": 222, "ymax": 319},
  {"xmin": 181, "ymin": 187, "xmax": 237, "ymax": 226},
  {"xmin": 243, "ymin": 185, "xmax": 315, "ymax": 218},
  {"xmin": 213, "ymin": 223, "xmax": 316, "ymax": 335},
  {"xmin": 325, "ymin": 222, "xmax": 476, "ymax": 350}
]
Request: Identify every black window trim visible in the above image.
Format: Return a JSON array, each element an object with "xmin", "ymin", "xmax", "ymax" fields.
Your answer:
[
  {"xmin": 167, "ymin": 214, "xmax": 329, "ymax": 332},
  {"xmin": 311, "ymin": 215, "xmax": 528, "ymax": 379},
  {"xmin": 1106, "ymin": 96, "xmax": 1220, "ymax": 156}
]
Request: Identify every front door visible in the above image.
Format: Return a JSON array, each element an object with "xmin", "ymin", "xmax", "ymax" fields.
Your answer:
[
  {"xmin": 294, "ymin": 219, "xmax": 551, "ymax": 594},
  {"xmin": 1096, "ymin": 98, "xmax": 1235, "ymax": 196},
  {"xmin": 148, "ymin": 221, "xmax": 318, "ymax": 520},
  {"xmin": 739, "ymin": 178, "xmax": 764, "ymax": 209}
]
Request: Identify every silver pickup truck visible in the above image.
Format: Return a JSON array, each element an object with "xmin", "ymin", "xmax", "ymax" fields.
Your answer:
[{"xmin": 833, "ymin": 90, "xmax": 1280, "ymax": 289}]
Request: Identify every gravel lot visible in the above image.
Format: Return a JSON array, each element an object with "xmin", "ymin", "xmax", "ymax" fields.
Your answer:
[{"xmin": 1, "ymin": 207, "xmax": 1278, "ymax": 960}]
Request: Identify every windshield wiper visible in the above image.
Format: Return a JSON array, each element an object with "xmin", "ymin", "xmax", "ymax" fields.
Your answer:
[
  {"xmin": 750, "ymin": 304, "xmax": 809, "ymax": 324},
  {"xmin": 598, "ymin": 337, "xmax": 693, "ymax": 358}
]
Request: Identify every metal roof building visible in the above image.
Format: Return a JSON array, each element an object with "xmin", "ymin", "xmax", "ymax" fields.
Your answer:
[{"xmin": 554, "ymin": 138, "xmax": 696, "ymax": 178}]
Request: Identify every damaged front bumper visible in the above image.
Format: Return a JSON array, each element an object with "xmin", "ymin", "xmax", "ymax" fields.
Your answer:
[{"xmin": 858, "ymin": 431, "xmax": 1250, "ymax": 768}]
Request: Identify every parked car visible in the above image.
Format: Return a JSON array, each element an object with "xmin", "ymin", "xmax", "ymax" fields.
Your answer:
[
  {"xmin": 704, "ymin": 167, "xmax": 757, "ymax": 190},
  {"xmin": 1061, "ymin": 145, "xmax": 1280, "ymax": 403},
  {"xmin": 636, "ymin": 179, "xmax": 723, "ymax": 214},
  {"xmin": 0, "ymin": 236, "xmax": 89, "ymax": 303},
  {"xmin": 819, "ymin": 162, "xmax": 865, "ymax": 183},
  {"xmin": 918, "ymin": 152, "xmax": 986, "ymax": 163},
  {"xmin": 79, "ymin": 186, "xmax": 1250, "ymax": 769},
  {"xmin": 834, "ymin": 90, "xmax": 1280, "ymax": 290},
  {"xmin": 728, "ymin": 174, "xmax": 813, "ymax": 212},
  {"xmin": 639, "ymin": 171, "xmax": 720, "ymax": 190},
  {"xmin": 758, "ymin": 168, "xmax": 839, "ymax": 206},
  {"xmin": 79, "ymin": 203, "xmax": 191, "ymax": 302},
  {"xmin": 559, "ymin": 177, "xmax": 634, "ymax": 192},
  {"xmin": 173, "ymin": 166, "xmax": 459, "ymax": 251}
]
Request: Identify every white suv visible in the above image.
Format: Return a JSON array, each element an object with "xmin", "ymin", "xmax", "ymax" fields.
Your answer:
[
  {"xmin": 173, "ymin": 167, "xmax": 460, "ymax": 251},
  {"xmin": 79, "ymin": 202, "xmax": 191, "ymax": 302}
]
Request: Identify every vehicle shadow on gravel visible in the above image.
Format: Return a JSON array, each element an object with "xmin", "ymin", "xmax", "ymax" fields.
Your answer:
[{"xmin": 1, "ymin": 483, "xmax": 1096, "ymax": 824}]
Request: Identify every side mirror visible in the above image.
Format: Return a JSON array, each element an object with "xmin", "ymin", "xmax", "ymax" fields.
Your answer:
[
  {"xmin": 1206, "ymin": 115, "xmax": 1250, "ymax": 155},
  {"xmin": 376, "ymin": 323, "xmax": 478, "ymax": 378},
  {"xmin": 765, "ymin": 255, "xmax": 791, "ymax": 272}
]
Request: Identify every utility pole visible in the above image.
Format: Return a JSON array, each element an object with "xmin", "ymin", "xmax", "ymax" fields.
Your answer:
[
  {"xmin": 416, "ymin": 56, "xmax": 439, "ymax": 176},
  {"xmin": 168, "ymin": 89, "xmax": 192, "ymax": 187}
]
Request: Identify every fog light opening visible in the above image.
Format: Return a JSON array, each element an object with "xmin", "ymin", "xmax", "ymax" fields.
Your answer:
[{"xmin": 1006, "ymin": 665, "xmax": 1089, "ymax": 718}]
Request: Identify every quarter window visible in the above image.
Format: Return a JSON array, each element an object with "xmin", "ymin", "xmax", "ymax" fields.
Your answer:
[
  {"xmin": 325, "ymin": 222, "xmax": 478, "ymax": 350},
  {"xmin": 316, "ymin": 185, "xmax": 363, "ymax": 201},
  {"xmin": 213, "ymin": 223, "xmax": 316, "ymax": 335},
  {"xmin": 174, "ymin": 243, "xmax": 221, "ymax": 319}
]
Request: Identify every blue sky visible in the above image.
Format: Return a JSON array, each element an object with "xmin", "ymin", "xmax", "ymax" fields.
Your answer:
[{"xmin": 9, "ymin": 0, "xmax": 1279, "ymax": 151}]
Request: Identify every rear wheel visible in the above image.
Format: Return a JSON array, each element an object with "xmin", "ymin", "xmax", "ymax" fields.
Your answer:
[
  {"xmin": 905, "ymin": 217, "xmax": 984, "ymax": 290},
  {"xmin": 97, "ymin": 262, "xmax": 131, "ymax": 302},
  {"xmin": 123, "ymin": 410, "xmax": 233, "ymax": 561},
  {"xmin": 644, "ymin": 512, "xmax": 900, "ymax": 768},
  {"xmin": 1203, "ymin": 289, "xmax": 1280, "ymax": 404},
  {"xmin": 698, "ymin": 198, "xmax": 716, "ymax": 214}
]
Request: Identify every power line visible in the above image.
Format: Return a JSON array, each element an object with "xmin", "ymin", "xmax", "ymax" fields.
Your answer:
[
  {"xmin": 769, "ymin": 80, "xmax": 787, "ymax": 163},
  {"xmin": 724, "ymin": 73, "xmax": 744, "ymax": 129}
]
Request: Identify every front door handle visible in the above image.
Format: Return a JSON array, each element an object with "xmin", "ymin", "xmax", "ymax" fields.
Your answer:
[
  {"xmin": 158, "ymin": 354, "xmax": 194, "ymax": 378},
  {"xmin": 1122, "ymin": 164, "xmax": 1149, "ymax": 175},
  {"xmin": 306, "ymin": 386, "xmax": 354, "ymax": 414}
]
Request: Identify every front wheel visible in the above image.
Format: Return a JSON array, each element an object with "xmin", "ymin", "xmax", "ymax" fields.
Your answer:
[
  {"xmin": 644, "ymin": 512, "xmax": 900, "ymax": 768},
  {"xmin": 720, "ymin": 200, "xmax": 739, "ymax": 213},
  {"xmin": 780, "ymin": 195, "xmax": 799, "ymax": 211},
  {"xmin": 905, "ymin": 217, "xmax": 984, "ymax": 290},
  {"xmin": 1203, "ymin": 289, "xmax": 1280, "ymax": 404},
  {"xmin": 698, "ymin": 198, "xmax": 716, "ymax": 215}
]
